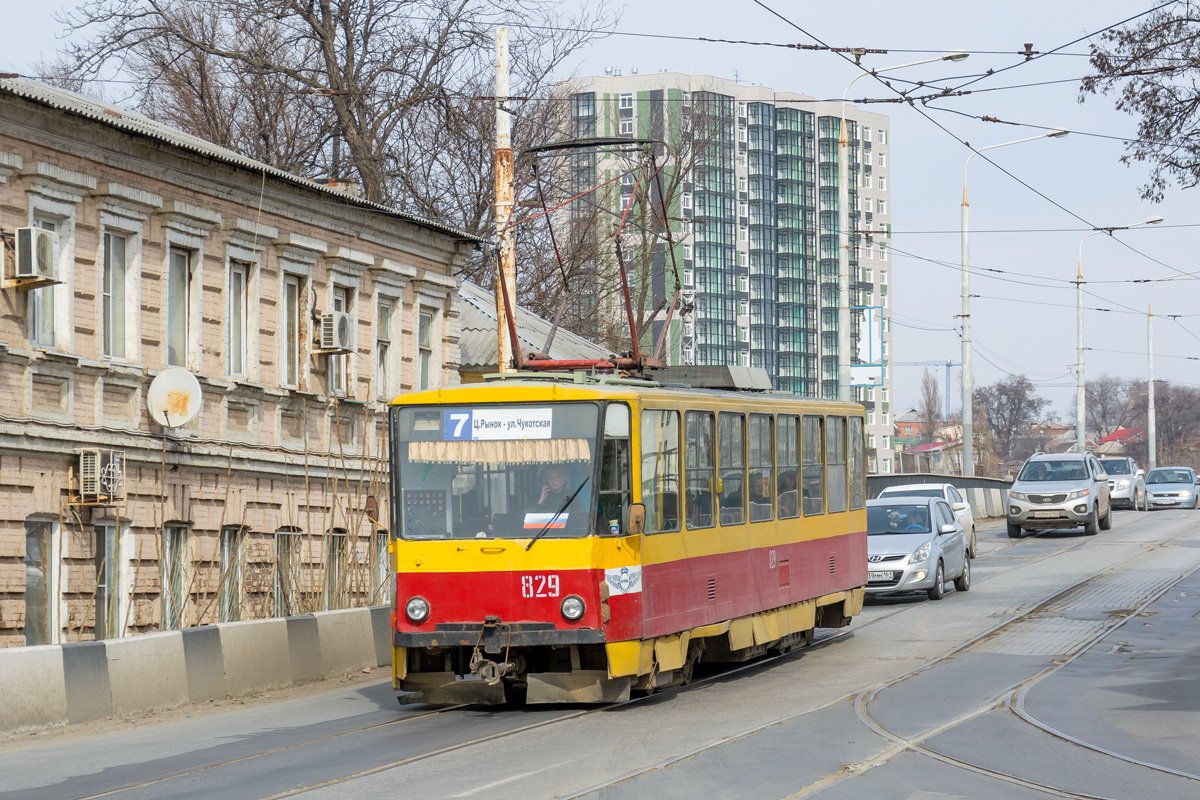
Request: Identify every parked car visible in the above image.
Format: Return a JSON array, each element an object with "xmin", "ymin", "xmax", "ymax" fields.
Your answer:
[
  {"xmin": 1097, "ymin": 457, "xmax": 1147, "ymax": 511},
  {"xmin": 1145, "ymin": 467, "xmax": 1199, "ymax": 510},
  {"xmin": 877, "ymin": 482, "xmax": 977, "ymax": 556},
  {"xmin": 1007, "ymin": 452, "xmax": 1113, "ymax": 538},
  {"xmin": 866, "ymin": 497, "xmax": 971, "ymax": 600}
]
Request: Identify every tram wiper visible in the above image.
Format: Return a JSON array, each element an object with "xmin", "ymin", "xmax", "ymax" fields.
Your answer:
[{"xmin": 525, "ymin": 478, "xmax": 589, "ymax": 551}]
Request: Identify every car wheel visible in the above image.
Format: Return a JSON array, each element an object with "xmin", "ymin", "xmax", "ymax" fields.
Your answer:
[
  {"xmin": 969, "ymin": 526, "xmax": 977, "ymax": 558},
  {"xmin": 1099, "ymin": 505, "xmax": 1113, "ymax": 531},
  {"xmin": 927, "ymin": 562, "xmax": 945, "ymax": 600},
  {"xmin": 1007, "ymin": 520, "xmax": 1022, "ymax": 539},
  {"xmin": 1136, "ymin": 492, "xmax": 1145, "ymax": 512},
  {"xmin": 953, "ymin": 554, "xmax": 971, "ymax": 592},
  {"xmin": 1084, "ymin": 511, "xmax": 1100, "ymax": 536}
]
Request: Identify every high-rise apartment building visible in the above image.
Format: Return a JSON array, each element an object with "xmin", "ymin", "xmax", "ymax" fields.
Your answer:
[{"xmin": 560, "ymin": 73, "xmax": 894, "ymax": 473}]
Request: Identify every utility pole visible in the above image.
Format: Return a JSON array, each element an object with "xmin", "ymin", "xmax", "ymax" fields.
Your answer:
[{"xmin": 494, "ymin": 28, "xmax": 516, "ymax": 372}]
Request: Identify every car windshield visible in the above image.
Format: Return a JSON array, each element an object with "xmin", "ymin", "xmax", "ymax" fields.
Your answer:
[
  {"xmin": 881, "ymin": 488, "xmax": 943, "ymax": 498},
  {"xmin": 1018, "ymin": 460, "xmax": 1087, "ymax": 482},
  {"xmin": 1099, "ymin": 460, "xmax": 1130, "ymax": 475},
  {"xmin": 867, "ymin": 504, "xmax": 931, "ymax": 534},
  {"xmin": 1147, "ymin": 469, "xmax": 1194, "ymax": 485},
  {"xmin": 393, "ymin": 402, "xmax": 601, "ymax": 540}
]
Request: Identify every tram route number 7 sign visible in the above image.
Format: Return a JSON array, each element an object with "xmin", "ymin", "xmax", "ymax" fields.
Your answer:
[{"xmin": 444, "ymin": 408, "xmax": 554, "ymax": 441}]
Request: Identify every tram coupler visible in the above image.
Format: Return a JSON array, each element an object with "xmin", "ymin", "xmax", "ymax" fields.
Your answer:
[{"xmin": 469, "ymin": 649, "xmax": 525, "ymax": 685}]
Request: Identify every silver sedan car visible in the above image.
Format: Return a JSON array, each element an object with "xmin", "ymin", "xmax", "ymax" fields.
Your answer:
[
  {"xmin": 866, "ymin": 497, "xmax": 971, "ymax": 601},
  {"xmin": 1145, "ymin": 467, "xmax": 1199, "ymax": 509}
]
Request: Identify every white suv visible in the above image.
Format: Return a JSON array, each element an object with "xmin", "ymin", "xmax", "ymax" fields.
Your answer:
[{"xmin": 1007, "ymin": 453, "xmax": 1112, "ymax": 538}]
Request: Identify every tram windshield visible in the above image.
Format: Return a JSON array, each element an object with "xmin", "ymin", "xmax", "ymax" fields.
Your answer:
[{"xmin": 393, "ymin": 403, "xmax": 600, "ymax": 540}]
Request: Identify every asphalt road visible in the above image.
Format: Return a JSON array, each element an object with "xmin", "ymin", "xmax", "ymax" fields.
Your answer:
[{"xmin": 3, "ymin": 508, "xmax": 1199, "ymax": 800}]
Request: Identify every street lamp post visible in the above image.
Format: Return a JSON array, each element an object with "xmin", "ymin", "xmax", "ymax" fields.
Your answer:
[
  {"xmin": 1147, "ymin": 266, "xmax": 1200, "ymax": 469},
  {"xmin": 960, "ymin": 130, "xmax": 1068, "ymax": 476},
  {"xmin": 1076, "ymin": 215, "xmax": 1163, "ymax": 455},
  {"xmin": 837, "ymin": 51, "xmax": 968, "ymax": 403}
]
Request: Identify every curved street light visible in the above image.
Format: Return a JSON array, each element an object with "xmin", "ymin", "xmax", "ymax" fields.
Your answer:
[
  {"xmin": 1075, "ymin": 215, "xmax": 1164, "ymax": 455},
  {"xmin": 837, "ymin": 51, "xmax": 969, "ymax": 404},
  {"xmin": 959, "ymin": 129, "xmax": 1068, "ymax": 476}
]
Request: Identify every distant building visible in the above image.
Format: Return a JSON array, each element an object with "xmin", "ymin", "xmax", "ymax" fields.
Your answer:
[
  {"xmin": 559, "ymin": 72, "xmax": 894, "ymax": 474},
  {"xmin": 0, "ymin": 78, "xmax": 478, "ymax": 647}
]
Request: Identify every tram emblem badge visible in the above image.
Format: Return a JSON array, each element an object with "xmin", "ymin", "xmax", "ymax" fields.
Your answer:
[{"xmin": 605, "ymin": 566, "xmax": 642, "ymax": 595}]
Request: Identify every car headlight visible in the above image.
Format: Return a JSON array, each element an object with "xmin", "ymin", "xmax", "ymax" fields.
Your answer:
[
  {"xmin": 1181, "ymin": 490, "xmax": 1193, "ymax": 498},
  {"xmin": 1009, "ymin": 491, "xmax": 1027, "ymax": 501},
  {"xmin": 909, "ymin": 542, "xmax": 931, "ymax": 565},
  {"xmin": 1067, "ymin": 489, "xmax": 1090, "ymax": 500},
  {"xmin": 405, "ymin": 596, "xmax": 430, "ymax": 623},
  {"xmin": 561, "ymin": 595, "xmax": 585, "ymax": 621},
  {"xmin": 1118, "ymin": 479, "xmax": 1131, "ymax": 488}
]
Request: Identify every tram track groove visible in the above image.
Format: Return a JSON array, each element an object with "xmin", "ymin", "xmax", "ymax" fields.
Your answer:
[{"xmin": 550, "ymin": 516, "xmax": 1200, "ymax": 800}]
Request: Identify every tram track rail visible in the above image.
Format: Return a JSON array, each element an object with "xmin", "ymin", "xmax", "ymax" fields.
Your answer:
[{"xmin": 54, "ymin": 512, "xmax": 1196, "ymax": 800}]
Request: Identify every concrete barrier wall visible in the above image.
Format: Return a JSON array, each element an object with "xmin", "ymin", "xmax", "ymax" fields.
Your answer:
[{"xmin": 0, "ymin": 605, "xmax": 394, "ymax": 735}]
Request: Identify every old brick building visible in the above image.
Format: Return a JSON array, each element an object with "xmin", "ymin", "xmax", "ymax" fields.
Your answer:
[{"xmin": 0, "ymin": 78, "xmax": 478, "ymax": 647}]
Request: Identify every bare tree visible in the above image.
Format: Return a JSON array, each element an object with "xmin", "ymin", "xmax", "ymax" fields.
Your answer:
[
  {"xmin": 976, "ymin": 375, "xmax": 1050, "ymax": 462},
  {"xmin": 1127, "ymin": 380, "xmax": 1200, "ymax": 467},
  {"xmin": 918, "ymin": 368, "xmax": 940, "ymax": 442},
  {"xmin": 52, "ymin": 0, "xmax": 616, "ymax": 220},
  {"xmin": 1070, "ymin": 374, "xmax": 1134, "ymax": 439},
  {"xmin": 1080, "ymin": 2, "xmax": 1200, "ymax": 201}
]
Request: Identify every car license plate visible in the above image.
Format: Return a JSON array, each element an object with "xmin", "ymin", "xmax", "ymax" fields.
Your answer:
[
  {"xmin": 1033, "ymin": 510, "xmax": 1060, "ymax": 518},
  {"xmin": 868, "ymin": 571, "xmax": 893, "ymax": 581},
  {"xmin": 1158, "ymin": 499, "xmax": 1178, "ymax": 505}
]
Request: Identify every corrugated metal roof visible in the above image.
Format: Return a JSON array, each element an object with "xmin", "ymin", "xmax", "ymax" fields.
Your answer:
[
  {"xmin": 0, "ymin": 77, "xmax": 481, "ymax": 242},
  {"xmin": 458, "ymin": 281, "xmax": 610, "ymax": 369}
]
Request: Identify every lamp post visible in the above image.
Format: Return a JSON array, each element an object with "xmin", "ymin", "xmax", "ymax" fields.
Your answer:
[
  {"xmin": 1076, "ymin": 215, "xmax": 1163, "ymax": 455},
  {"xmin": 837, "ymin": 51, "xmax": 968, "ymax": 403},
  {"xmin": 1147, "ymin": 266, "xmax": 1199, "ymax": 470},
  {"xmin": 960, "ymin": 130, "xmax": 1068, "ymax": 476}
]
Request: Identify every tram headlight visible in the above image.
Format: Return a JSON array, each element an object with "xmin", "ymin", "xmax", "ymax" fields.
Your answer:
[
  {"xmin": 405, "ymin": 596, "xmax": 430, "ymax": 623},
  {"xmin": 561, "ymin": 595, "xmax": 586, "ymax": 621}
]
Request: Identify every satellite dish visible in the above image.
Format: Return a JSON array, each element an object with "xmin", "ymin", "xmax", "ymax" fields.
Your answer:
[{"xmin": 147, "ymin": 368, "xmax": 202, "ymax": 428}]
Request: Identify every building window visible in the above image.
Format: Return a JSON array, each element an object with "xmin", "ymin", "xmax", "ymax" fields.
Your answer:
[
  {"xmin": 682, "ymin": 269, "xmax": 694, "ymax": 288},
  {"xmin": 376, "ymin": 300, "xmax": 394, "ymax": 401},
  {"xmin": 739, "ymin": 275, "xmax": 749, "ymax": 292},
  {"xmin": 619, "ymin": 93, "xmax": 633, "ymax": 109},
  {"xmin": 162, "ymin": 525, "xmax": 188, "ymax": 630},
  {"xmin": 739, "ymin": 227, "xmax": 748, "ymax": 243},
  {"xmin": 863, "ymin": 173, "xmax": 872, "ymax": 189},
  {"xmin": 877, "ymin": 199, "xmax": 887, "ymax": 215},
  {"xmin": 619, "ymin": 119, "xmax": 633, "ymax": 135},
  {"xmin": 229, "ymin": 261, "xmax": 248, "ymax": 378},
  {"xmin": 29, "ymin": 218, "xmax": 57, "ymax": 348},
  {"xmin": 330, "ymin": 285, "xmax": 351, "ymax": 397},
  {"xmin": 325, "ymin": 529, "xmax": 349, "ymax": 610},
  {"xmin": 219, "ymin": 526, "xmax": 243, "ymax": 623},
  {"xmin": 877, "ymin": 152, "xmax": 887, "ymax": 168},
  {"xmin": 94, "ymin": 523, "xmax": 121, "ymax": 639},
  {"xmin": 24, "ymin": 519, "xmax": 56, "ymax": 646},
  {"xmin": 372, "ymin": 530, "xmax": 392, "ymax": 605},
  {"xmin": 167, "ymin": 248, "xmax": 191, "ymax": 368},
  {"xmin": 283, "ymin": 275, "xmax": 302, "ymax": 387},
  {"xmin": 738, "ymin": 176, "xmax": 747, "ymax": 193},
  {"xmin": 878, "ymin": 176, "xmax": 887, "ymax": 191},
  {"xmin": 739, "ymin": 300, "xmax": 749, "ymax": 315},
  {"xmin": 862, "ymin": 125, "xmax": 871, "ymax": 142},
  {"xmin": 275, "ymin": 527, "xmax": 302, "ymax": 617},
  {"xmin": 418, "ymin": 309, "xmax": 435, "ymax": 390},
  {"xmin": 878, "ymin": 129, "xmax": 887, "ymax": 144},
  {"xmin": 102, "ymin": 233, "xmax": 127, "ymax": 359},
  {"xmin": 880, "ymin": 244, "xmax": 889, "ymax": 262}
]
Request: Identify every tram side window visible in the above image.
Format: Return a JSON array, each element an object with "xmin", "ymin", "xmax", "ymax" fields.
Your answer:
[
  {"xmin": 849, "ymin": 416, "xmax": 866, "ymax": 510},
  {"xmin": 777, "ymin": 414, "xmax": 800, "ymax": 519},
  {"xmin": 597, "ymin": 403, "xmax": 632, "ymax": 534},
  {"xmin": 748, "ymin": 413, "xmax": 774, "ymax": 522},
  {"xmin": 802, "ymin": 415, "xmax": 824, "ymax": 516},
  {"xmin": 718, "ymin": 412, "xmax": 746, "ymax": 526},
  {"xmin": 826, "ymin": 416, "xmax": 848, "ymax": 514},
  {"xmin": 640, "ymin": 409, "xmax": 681, "ymax": 533},
  {"xmin": 684, "ymin": 412, "xmax": 716, "ymax": 529}
]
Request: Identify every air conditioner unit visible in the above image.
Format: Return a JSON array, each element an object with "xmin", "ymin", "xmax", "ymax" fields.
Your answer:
[
  {"xmin": 79, "ymin": 449, "xmax": 125, "ymax": 503},
  {"xmin": 319, "ymin": 311, "xmax": 354, "ymax": 353},
  {"xmin": 14, "ymin": 227, "xmax": 58, "ymax": 280}
]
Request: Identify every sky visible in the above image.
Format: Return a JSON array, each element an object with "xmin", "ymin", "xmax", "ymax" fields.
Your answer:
[{"xmin": 6, "ymin": 1, "xmax": 1200, "ymax": 420}]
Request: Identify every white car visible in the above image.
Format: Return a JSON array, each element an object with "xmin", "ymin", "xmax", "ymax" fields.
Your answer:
[{"xmin": 877, "ymin": 482, "xmax": 977, "ymax": 556}]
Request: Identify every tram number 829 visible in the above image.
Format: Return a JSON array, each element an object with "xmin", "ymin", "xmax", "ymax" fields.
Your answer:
[{"xmin": 521, "ymin": 574, "xmax": 561, "ymax": 598}]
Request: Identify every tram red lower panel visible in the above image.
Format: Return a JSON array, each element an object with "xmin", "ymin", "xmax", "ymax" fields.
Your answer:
[{"xmin": 640, "ymin": 531, "xmax": 866, "ymax": 640}]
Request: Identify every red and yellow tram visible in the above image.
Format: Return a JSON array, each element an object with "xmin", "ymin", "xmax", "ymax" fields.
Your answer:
[{"xmin": 387, "ymin": 371, "xmax": 867, "ymax": 704}]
